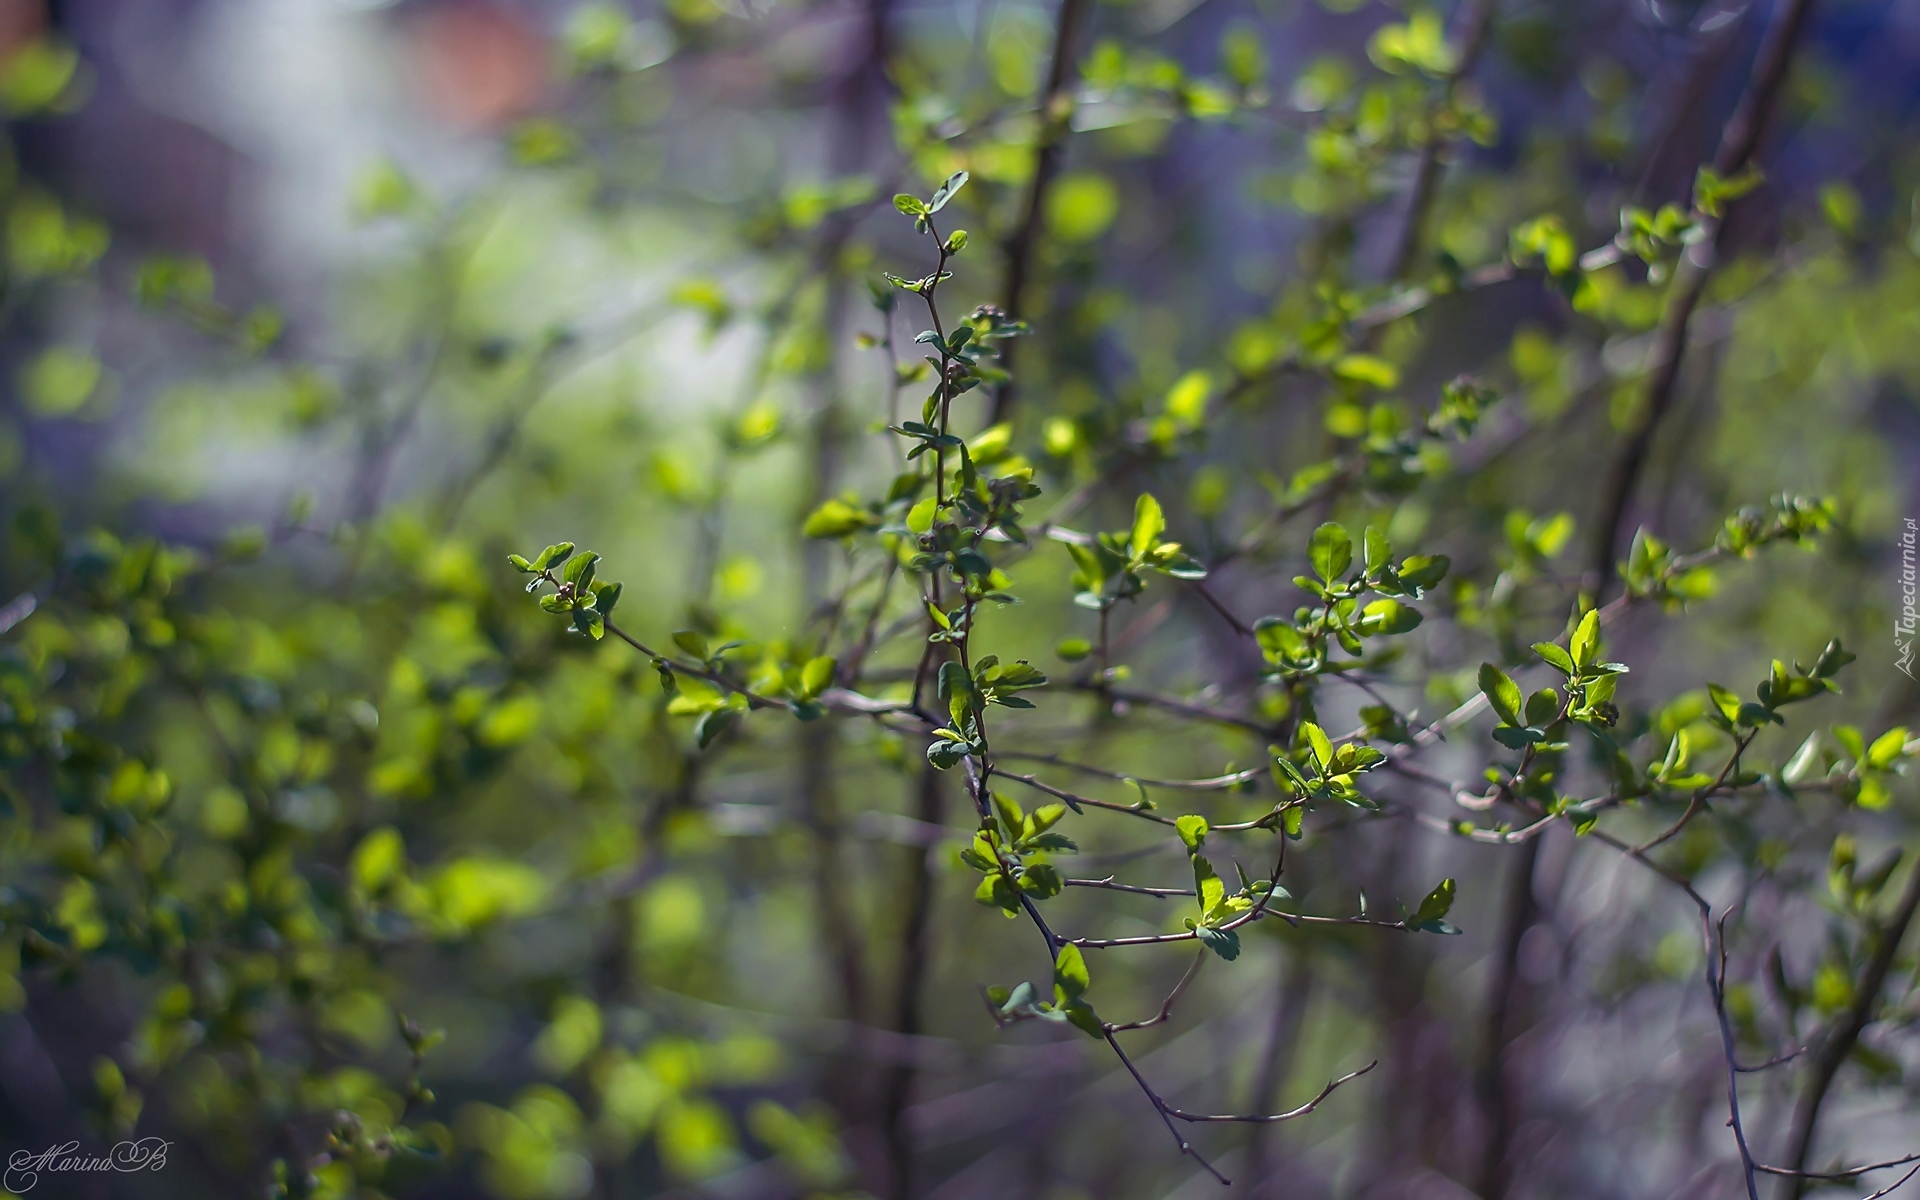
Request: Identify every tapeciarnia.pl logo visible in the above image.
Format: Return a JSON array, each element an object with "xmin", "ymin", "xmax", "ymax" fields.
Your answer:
[
  {"xmin": 1899, "ymin": 517, "xmax": 1917, "ymax": 681},
  {"xmin": 4, "ymin": 1139, "xmax": 170, "ymax": 1192}
]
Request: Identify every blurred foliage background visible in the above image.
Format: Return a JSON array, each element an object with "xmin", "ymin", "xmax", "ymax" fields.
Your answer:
[{"xmin": 1, "ymin": 0, "xmax": 1919, "ymax": 1198}]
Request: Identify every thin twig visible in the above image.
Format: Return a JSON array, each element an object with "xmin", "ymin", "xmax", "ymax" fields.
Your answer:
[{"xmin": 1588, "ymin": 0, "xmax": 1820, "ymax": 593}]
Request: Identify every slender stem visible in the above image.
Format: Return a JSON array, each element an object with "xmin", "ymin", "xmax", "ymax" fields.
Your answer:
[
  {"xmin": 1588, "ymin": 0, "xmax": 1820, "ymax": 594},
  {"xmin": 990, "ymin": 0, "xmax": 1089, "ymax": 425},
  {"xmin": 1474, "ymin": 835, "xmax": 1541, "ymax": 1199},
  {"xmin": 880, "ymin": 760, "xmax": 945, "ymax": 1200},
  {"xmin": 1775, "ymin": 858, "xmax": 1920, "ymax": 1200},
  {"xmin": 1380, "ymin": 0, "xmax": 1500, "ymax": 283}
]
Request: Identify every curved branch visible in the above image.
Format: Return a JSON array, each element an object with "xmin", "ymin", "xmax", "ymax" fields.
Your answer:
[{"xmin": 1166, "ymin": 1060, "xmax": 1378, "ymax": 1124}]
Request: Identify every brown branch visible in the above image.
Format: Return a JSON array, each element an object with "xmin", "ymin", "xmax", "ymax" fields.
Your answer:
[
  {"xmin": 1077, "ymin": 682, "xmax": 1282, "ymax": 737},
  {"xmin": 993, "ymin": 750, "xmax": 1264, "ymax": 791},
  {"xmin": 879, "ymin": 759, "xmax": 946, "ymax": 1200},
  {"xmin": 1102, "ymin": 1030, "xmax": 1232, "ymax": 1184},
  {"xmin": 990, "ymin": 0, "xmax": 1091, "ymax": 425},
  {"xmin": 1381, "ymin": 0, "xmax": 1500, "ymax": 282},
  {"xmin": 1633, "ymin": 729, "xmax": 1758, "ymax": 854},
  {"xmin": 1242, "ymin": 954, "xmax": 1317, "ymax": 1197},
  {"xmin": 1583, "ymin": 828, "xmax": 1762, "ymax": 1199},
  {"xmin": 1164, "ymin": 1060, "xmax": 1378, "ymax": 1124},
  {"xmin": 1474, "ymin": 835, "xmax": 1542, "ymax": 1199},
  {"xmin": 1066, "ymin": 876, "xmax": 1193, "ymax": 898},
  {"xmin": 1758, "ymin": 1153, "xmax": 1920, "ymax": 1182},
  {"xmin": 1588, "ymin": 0, "xmax": 1820, "ymax": 595},
  {"xmin": 990, "ymin": 767, "xmax": 1182, "ymax": 828},
  {"xmin": 1105, "ymin": 950, "xmax": 1208, "ymax": 1032},
  {"xmin": 1775, "ymin": 858, "xmax": 1920, "ymax": 1200}
]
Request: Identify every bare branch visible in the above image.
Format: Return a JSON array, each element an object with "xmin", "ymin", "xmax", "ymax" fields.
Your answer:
[
  {"xmin": 1106, "ymin": 950, "xmax": 1208, "ymax": 1032},
  {"xmin": 1166, "ymin": 1061, "xmax": 1378, "ymax": 1124}
]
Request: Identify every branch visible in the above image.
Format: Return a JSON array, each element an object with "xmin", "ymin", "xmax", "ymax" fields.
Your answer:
[
  {"xmin": 1632, "ymin": 730, "xmax": 1757, "ymax": 854},
  {"xmin": 1164, "ymin": 1060, "xmax": 1378, "ymax": 1124},
  {"xmin": 1588, "ymin": 0, "xmax": 1820, "ymax": 593},
  {"xmin": 1583, "ymin": 829, "xmax": 1761, "ymax": 1200},
  {"xmin": 990, "ymin": 0, "xmax": 1091, "ymax": 424},
  {"xmin": 1381, "ymin": 0, "xmax": 1500, "ymax": 282},
  {"xmin": 1075, "ymin": 682, "xmax": 1283, "ymax": 737},
  {"xmin": 1105, "ymin": 950, "xmax": 1207, "ymax": 1032},
  {"xmin": 1066, "ymin": 877, "xmax": 1194, "ymax": 898},
  {"xmin": 1776, "ymin": 858, "xmax": 1920, "ymax": 1200},
  {"xmin": 989, "ymin": 767, "xmax": 1182, "ymax": 828},
  {"xmin": 1757, "ymin": 1153, "xmax": 1920, "ymax": 1182},
  {"xmin": 993, "ymin": 750, "xmax": 1264, "ymax": 791}
]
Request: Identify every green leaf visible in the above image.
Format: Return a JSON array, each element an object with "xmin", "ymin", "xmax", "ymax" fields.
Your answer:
[
  {"xmin": 694, "ymin": 708, "xmax": 739, "ymax": 750},
  {"xmin": 1195, "ymin": 925, "xmax": 1241, "ymax": 960},
  {"xmin": 1395, "ymin": 554, "xmax": 1450, "ymax": 595},
  {"xmin": 1868, "ymin": 727, "xmax": 1911, "ymax": 770},
  {"xmin": 1781, "ymin": 732, "xmax": 1823, "ymax": 787},
  {"xmin": 1061, "ymin": 998, "xmax": 1105, "ymax": 1038},
  {"xmin": 1491, "ymin": 725, "xmax": 1540, "ymax": 750},
  {"xmin": 594, "ymin": 581, "xmax": 623, "ymax": 617},
  {"xmin": 1019, "ymin": 862, "xmax": 1064, "ymax": 899},
  {"xmin": 19, "ymin": 346, "xmax": 102, "ymax": 416},
  {"xmin": 906, "ymin": 495, "xmax": 937, "ymax": 534},
  {"xmin": 1193, "ymin": 855, "xmax": 1226, "ymax": 915},
  {"xmin": 1705, "ymin": 683, "xmax": 1743, "ymax": 730},
  {"xmin": 1301, "ymin": 721, "xmax": 1334, "ymax": 770},
  {"xmin": 1165, "ymin": 369, "xmax": 1212, "ymax": 429},
  {"xmin": 1358, "ymin": 598, "xmax": 1422, "ymax": 635},
  {"xmin": 572, "ymin": 607, "xmax": 605, "ymax": 640},
  {"xmin": 991, "ymin": 790, "xmax": 1026, "ymax": 843},
  {"xmin": 1053, "ymin": 944, "xmax": 1090, "ymax": 1001},
  {"xmin": 974, "ymin": 873, "xmax": 1018, "ymax": 912},
  {"xmin": 799, "ymin": 656, "xmax": 836, "ymax": 699},
  {"xmin": 563, "ymin": 551, "xmax": 599, "ymax": 589},
  {"xmin": 1813, "ymin": 639, "xmax": 1856, "ymax": 679},
  {"xmin": 1175, "ymin": 814, "xmax": 1209, "ymax": 852},
  {"xmin": 1411, "ymin": 878, "xmax": 1458, "ymax": 930},
  {"xmin": 926, "ymin": 170, "xmax": 969, "ymax": 214},
  {"xmin": 1478, "ymin": 663, "xmax": 1523, "ymax": 727},
  {"xmin": 1330, "ymin": 354, "xmax": 1400, "ymax": 391},
  {"xmin": 804, "ymin": 497, "xmax": 873, "ymax": 539},
  {"xmin": 1363, "ymin": 526, "xmax": 1390, "ymax": 575},
  {"xmin": 1310, "ymin": 522, "xmax": 1352, "ymax": 582},
  {"xmin": 893, "ymin": 193, "xmax": 928, "ymax": 216},
  {"xmin": 508, "ymin": 554, "xmax": 534, "ymax": 572},
  {"xmin": 672, "ymin": 630, "xmax": 710, "ymax": 659},
  {"xmin": 1524, "ymin": 688, "xmax": 1561, "ymax": 728},
  {"xmin": 1130, "ymin": 493, "xmax": 1165, "ymax": 560},
  {"xmin": 1532, "ymin": 642, "xmax": 1575, "ymax": 675},
  {"xmin": 1056, "ymin": 638, "xmax": 1092, "ymax": 661},
  {"xmin": 1569, "ymin": 609, "xmax": 1600, "ymax": 671},
  {"xmin": 532, "ymin": 542, "xmax": 575, "ymax": 571}
]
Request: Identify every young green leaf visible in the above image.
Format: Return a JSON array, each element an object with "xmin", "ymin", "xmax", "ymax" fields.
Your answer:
[
  {"xmin": 1130, "ymin": 493, "xmax": 1165, "ymax": 560},
  {"xmin": 1175, "ymin": 814, "xmax": 1209, "ymax": 852},
  {"xmin": 1301, "ymin": 721, "xmax": 1334, "ymax": 771},
  {"xmin": 1310, "ymin": 522, "xmax": 1353, "ymax": 582},
  {"xmin": 1053, "ymin": 943, "xmax": 1090, "ymax": 1001},
  {"xmin": 1363, "ymin": 526, "xmax": 1390, "ymax": 575},
  {"xmin": 1532, "ymin": 642, "xmax": 1575, "ymax": 676},
  {"xmin": 1478, "ymin": 663, "xmax": 1523, "ymax": 727},
  {"xmin": 799, "ymin": 655, "xmax": 836, "ymax": 698},
  {"xmin": 926, "ymin": 170, "xmax": 969, "ymax": 214},
  {"xmin": 1569, "ymin": 609, "xmax": 1600, "ymax": 671}
]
